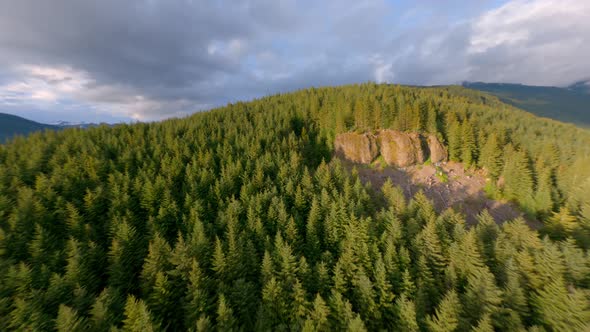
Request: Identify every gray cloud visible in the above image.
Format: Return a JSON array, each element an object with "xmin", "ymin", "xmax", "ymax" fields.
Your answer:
[{"xmin": 0, "ymin": 0, "xmax": 588, "ymax": 121}]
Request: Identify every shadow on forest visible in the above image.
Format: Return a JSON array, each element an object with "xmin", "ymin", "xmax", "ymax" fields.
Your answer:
[{"xmin": 289, "ymin": 115, "xmax": 331, "ymax": 167}]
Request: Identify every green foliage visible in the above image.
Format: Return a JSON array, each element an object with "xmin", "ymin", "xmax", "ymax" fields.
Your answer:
[
  {"xmin": 532, "ymin": 278, "xmax": 590, "ymax": 331},
  {"xmin": 426, "ymin": 290, "xmax": 461, "ymax": 332},
  {"xmin": 1, "ymin": 83, "xmax": 589, "ymax": 330},
  {"xmin": 395, "ymin": 294, "xmax": 419, "ymax": 332},
  {"xmin": 502, "ymin": 148, "xmax": 535, "ymax": 214},
  {"xmin": 479, "ymin": 133, "xmax": 502, "ymax": 180},
  {"xmin": 461, "ymin": 120, "xmax": 477, "ymax": 167},
  {"xmin": 55, "ymin": 305, "xmax": 88, "ymax": 332},
  {"xmin": 434, "ymin": 166, "xmax": 448, "ymax": 183},
  {"xmin": 122, "ymin": 295, "xmax": 159, "ymax": 332}
]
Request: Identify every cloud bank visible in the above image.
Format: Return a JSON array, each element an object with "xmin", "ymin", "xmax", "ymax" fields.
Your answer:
[{"xmin": 0, "ymin": 0, "xmax": 588, "ymax": 122}]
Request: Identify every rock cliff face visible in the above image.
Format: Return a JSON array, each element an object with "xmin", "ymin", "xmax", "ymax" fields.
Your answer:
[
  {"xmin": 378, "ymin": 130, "xmax": 425, "ymax": 167},
  {"xmin": 334, "ymin": 130, "xmax": 447, "ymax": 167},
  {"xmin": 334, "ymin": 132, "xmax": 379, "ymax": 164},
  {"xmin": 427, "ymin": 134, "xmax": 448, "ymax": 163}
]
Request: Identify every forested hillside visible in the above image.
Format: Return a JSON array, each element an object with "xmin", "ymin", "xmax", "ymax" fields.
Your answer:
[
  {"xmin": 463, "ymin": 82, "xmax": 590, "ymax": 127},
  {"xmin": 1, "ymin": 84, "xmax": 589, "ymax": 331},
  {"xmin": 0, "ymin": 113, "xmax": 56, "ymax": 143}
]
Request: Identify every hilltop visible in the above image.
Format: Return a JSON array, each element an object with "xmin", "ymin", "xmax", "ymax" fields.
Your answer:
[{"xmin": 1, "ymin": 83, "xmax": 589, "ymax": 331}]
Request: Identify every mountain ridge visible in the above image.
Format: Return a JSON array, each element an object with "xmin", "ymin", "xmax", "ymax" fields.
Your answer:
[
  {"xmin": 462, "ymin": 81, "xmax": 590, "ymax": 127},
  {"xmin": 0, "ymin": 112, "xmax": 111, "ymax": 143},
  {"xmin": 0, "ymin": 112, "xmax": 56, "ymax": 143}
]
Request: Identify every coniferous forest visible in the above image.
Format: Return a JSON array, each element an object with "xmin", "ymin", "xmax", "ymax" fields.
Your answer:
[{"xmin": 1, "ymin": 83, "xmax": 590, "ymax": 331}]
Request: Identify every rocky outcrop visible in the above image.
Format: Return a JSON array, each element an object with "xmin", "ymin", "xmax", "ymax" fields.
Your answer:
[
  {"xmin": 334, "ymin": 130, "xmax": 447, "ymax": 167},
  {"xmin": 427, "ymin": 134, "xmax": 448, "ymax": 163},
  {"xmin": 378, "ymin": 130, "xmax": 425, "ymax": 167},
  {"xmin": 334, "ymin": 132, "xmax": 379, "ymax": 164}
]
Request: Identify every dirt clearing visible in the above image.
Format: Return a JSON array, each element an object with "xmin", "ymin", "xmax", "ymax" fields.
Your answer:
[{"xmin": 342, "ymin": 159, "xmax": 542, "ymax": 228}]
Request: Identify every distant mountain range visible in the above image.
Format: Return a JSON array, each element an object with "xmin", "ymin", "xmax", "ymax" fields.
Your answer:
[
  {"xmin": 52, "ymin": 120, "xmax": 103, "ymax": 129},
  {"xmin": 0, "ymin": 113, "xmax": 105, "ymax": 143},
  {"xmin": 0, "ymin": 113, "xmax": 57, "ymax": 143},
  {"xmin": 566, "ymin": 80, "xmax": 590, "ymax": 94},
  {"xmin": 463, "ymin": 81, "xmax": 590, "ymax": 127}
]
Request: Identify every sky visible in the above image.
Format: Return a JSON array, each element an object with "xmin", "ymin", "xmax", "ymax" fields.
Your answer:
[{"xmin": 0, "ymin": 0, "xmax": 588, "ymax": 123}]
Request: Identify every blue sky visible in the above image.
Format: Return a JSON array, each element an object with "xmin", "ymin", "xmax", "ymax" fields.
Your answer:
[{"xmin": 0, "ymin": 0, "xmax": 588, "ymax": 123}]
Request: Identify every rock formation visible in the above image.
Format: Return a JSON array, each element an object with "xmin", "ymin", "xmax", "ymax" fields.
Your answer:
[
  {"xmin": 334, "ymin": 130, "xmax": 447, "ymax": 167},
  {"xmin": 427, "ymin": 134, "xmax": 448, "ymax": 163},
  {"xmin": 334, "ymin": 132, "xmax": 379, "ymax": 164},
  {"xmin": 378, "ymin": 130, "xmax": 425, "ymax": 167}
]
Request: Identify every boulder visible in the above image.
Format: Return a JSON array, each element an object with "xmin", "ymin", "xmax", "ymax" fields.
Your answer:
[
  {"xmin": 378, "ymin": 130, "xmax": 425, "ymax": 167},
  {"xmin": 334, "ymin": 132, "xmax": 379, "ymax": 164},
  {"xmin": 427, "ymin": 134, "xmax": 448, "ymax": 163}
]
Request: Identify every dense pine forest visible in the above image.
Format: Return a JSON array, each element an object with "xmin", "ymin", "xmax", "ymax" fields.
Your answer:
[{"xmin": 1, "ymin": 83, "xmax": 590, "ymax": 331}]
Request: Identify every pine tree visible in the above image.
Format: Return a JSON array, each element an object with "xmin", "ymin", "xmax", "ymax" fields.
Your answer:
[
  {"xmin": 447, "ymin": 230, "xmax": 485, "ymax": 286},
  {"xmin": 560, "ymin": 239, "xmax": 590, "ymax": 287},
  {"xmin": 426, "ymin": 290, "xmax": 461, "ymax": 332},
  {"xmin": 347, "ymin": 314, "xmax": 367, "ymax": 332},
  {"xmin": 146, "ymin": 271, "xmax": 177, "ymax": 328},
  {"xmin": 501, "ymin": 259, "xmax": 529, "ymax": 322},
  {"xmin": 381, "ymin": 179, "xmax": 406, "ymax": 214},
  {"xmin": 122, "ymin": 295, "xmax": 159, "ymax": 332},
  {"xmin": 502, "ymin": 148, "xmax": 534, "ymax": 212},
  {"xmin": 195, "ymin": 315, "xmax": 212, "ymax": 332},
  {"xmin": 533, "ymin": 278, "xmax": 590, "ymax": 331},
  {"xmin": 328, "ymin": 290, "xmax": 355, "ymax": 330},
  {"xmin": 259, "ymin": 277, "xmax": 286, "ymax": 329},
  {"xmin": 185, "ymin": 260, "xmax": 209, "ymax": 328},
  {"xmin": 276, "ymin": 233, "xmax": 298, "ymax": 285},
  {"xmin": 89, "ymin": 287, "xmax": 123, "ymax": 331},
  {"xmin": 108, "ymin": 217, "xmax": 146, "ymax": 294},
  {"xmin": 533, "ymin": 168, "xmax": 554, "ymax": 217},
  {"xmin": 447, "ymin": 119, "xmax": 462, "ymax": 162},
  {"xmin": 354, "ymin": 98, "xmax": 368, "ymax": 131},
  {"xmin": 212, "ymin": 237, "xmax": 227, "ymax": 282},
  {"xmin": 461, "ymin": 121, "xmax": 476, "ymax": 167},
  {"xmin": 373, "ymin": 99, "xmax": 383, "ymax": 129},
  {"xmin": 290, "ymin": 279, "xmax": 309, "ymax": 329},
  {"xmin": 373, "ymin": 256, "xmax": 395, "ymax": 325},
  {"xmin": 303, "ymin": 294, "xmax": 330, "ymax": 332},
  {"xmin": 396, "ymin": 294, "xmax": 419, "ymax": 332},
  {"xmin": 479, "ymin": 133, "xmax": 503, "ymax": 180},
  {"xmin": 216, "ymin": 294, "xmax": 236, "ymax": 331},
  {"xmin": 472, "ymin": 314, "xmax": 494, "ymax": 332},
  {"xmin": 544, "ymin": 207, "xmax": 577, "ymax": 241},
  {"xmin": 55, "ymin": 305, "xmax": 88, "ymax": 332},
  {"xmin": 462, "ymin": 267, "xmax": 502, "ymax": 329},
  {"xmin": 426, "ymin": 104, "xmax": 438, "ymax": 134}
]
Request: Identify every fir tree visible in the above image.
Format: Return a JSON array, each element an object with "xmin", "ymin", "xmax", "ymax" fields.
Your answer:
[
  {"xmin": 122, "ymin": 296, "xmax": 159, "ymax": 332},
  {"xmin": 396, "ymin": 294, "xmax": 419, "ymax": 332},
  {"xmin": 426, "ymin": 290, "xmax": 461, "ymax": 332},
  {"xmin": 533, "ymin": 278, "xmax": 590, "ymax": 331},
  {"xmin": 479, "ymin": 133, "xmax": 503, "ymax": 180},
  {"xmin": 461, "ymin": 120, "xmax": 477, "ymax": 167},
  {"xmin": 216, "ymin": 294, "xmax": 236, "ymax": 332},
  {"xmin": 55, "ymin": 305, "xmax": 88, "ymax": 332}
]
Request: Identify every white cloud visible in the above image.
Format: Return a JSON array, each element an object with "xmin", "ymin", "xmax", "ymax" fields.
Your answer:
[
  {"xmin": 0, "ymin": 66, "xmax": 90, "ymax": 104},
  {"xmin": 370, "ymin": 54, "xmax": 394, "ymax": 83},
  {"xmin": 466, "ymin": 0, "xmax": 590, "ymax": 85},
  {"xmin": 0, "ymin": 0, "xmax": 588, "ymax": 122}
]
